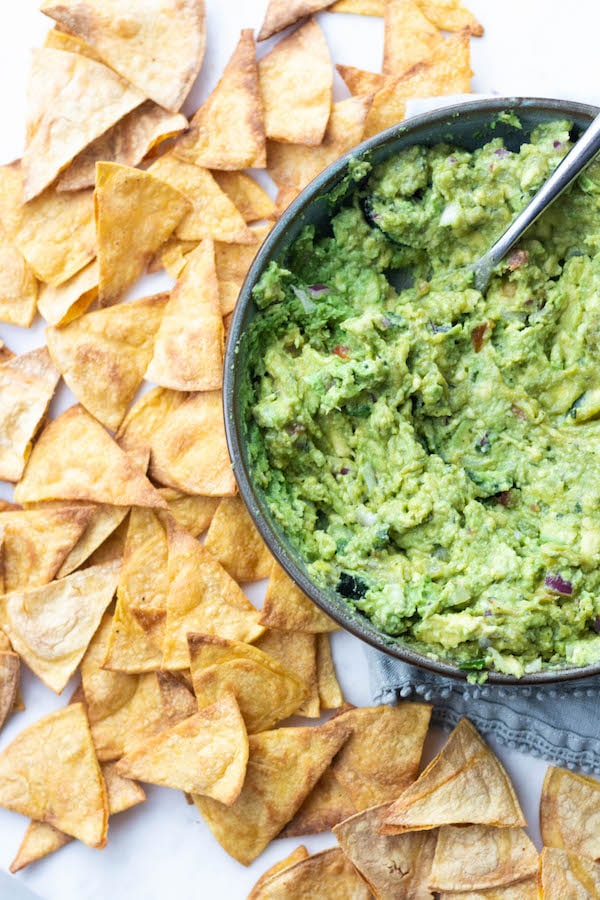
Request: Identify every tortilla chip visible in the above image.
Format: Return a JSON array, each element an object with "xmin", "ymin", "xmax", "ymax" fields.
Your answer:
[
  {"xmin": 149, "ymin": 390, "xmax": 237, "ymax": 496},
  {"xmin": 274, "ymin": 184, "xmax": 301, "ymax": 218},
  {"xmin": 1, "ymin": 560, "xmax": 119, "ymax": 693},
  {"xmin": 44, "ymin": 26, "xmax": 104, "ymax": 60},
  {"xmin": 215, "ymin": 225, "xmax": 271, "ymax": 316},
  {"xmin": 255, "ymin": 629, "xmax": 320, "ymax": 717},
  {"xmin": 258, "ymin": 0, "xmax": 336, "ymax": 40},
  {"xmin": 438, "ymin": 882, "xmax": 538, "ymax": 900},
  {"xmin": 157, "ymin": 488, "xmax": 219, "ymax": 537},
  {"xmin": 430, "ymin": 825, "xmax": 538, "ymax": 891},
  {"xmin": 280, "ymin": 767, "xmax": 356, "ymax": 836},
  {"xmin": 56, "ymin": 504, "xmax": 129, "ymax": 577},
  {"xmin": 116, "ymin": 386, "xmax": 186, "ymax": 473},
  {"xmin": 0, "ymin": 240, "xmax": 38, "ymax": 327},
  {"xmin": 204, "ymin": 495, "xmax": 272, "ymax": 582},
  {"xmin": 194, "ymin": 718, "xmax": 350, "ymax": 865},
  {"xmin": 259, "ymin": 18, "xmax": 332, "ymax": 146},
  {"xmin": 268, "ymin": 95, "xmax": 372, "ymax": 190},
  {"xmin": 382, "ymin": 29, "xmax": 473, "ymax": 100},
  {"xmin": 1, "ymin": 505, "xmax": 92, "ymax": 592},
  {"xmin": 0, "ymin": 161, "xmax": 96, "ymax": 287},
  {"xmin": 40, "ymin": 0, "xmax": 207, "ymax": 112},
  {"xmin": 381, "ymin": 718, "xmax": 526, "ymax": 833},
  {"xmin": 333, "ymin": 803, "xmax": 438, "ymax": 897},
  {"xmin": 0, "ymin": 652, "xmax": 19, "ymax": 734},
  {"xmin": 15, "ymin": 405, "xmax": 168, "ymax": 508},
  {"xmin": 95, "ymin": 162, "xmax": 190, "ymax": 307},
  {"xmin": 116, "ymin": 693, "xmax": 248, "ymax": 803},
  {"xmin": 415, "ymin": 0, "xmax": 483, "ymax": 35},
  {"xmin": 330, "ymin": 0, "xmax": 384, "ymax": 13},
  {"xmin": 57, "ymin": 102, "xmax": 188, "ymax": 193},
  {"xmin": 248, "ymin": 846, "xmax": 310, "ymax": 899},
  {"xmin": 212, "ymin": 172, "xmax": 276, "ymax": 223},
  {"xmin": 188, "ymin": 633, "xmax": 307, "ymax": 733},
  {"xmin": 161, "ymin": 520, "xmax": 264, "ymax": 669},
  {"xmin": 84, "ymin": 515, "xmax": 129, "ymax": 566},
  {"xmin": 149, "ymin": 237, "xmax": 198, "ymax": 280},
  {"xmin": 539, "ymin": 847, "xmax": 600, "ymax": 899},
  {"xmin": 37, "ymin": 259, "xmax": 98, "ymax": 326},
  {"xmin": 0, "ymin": 347, "xmax": 60, "ymax": 482},
  {"xmin": 337, "ymin": 68, "xmax": 405, "ymax": 140},
  {"xmin": 145, "ymin": 240, "xmax": 224, "ymax": 391},
  {"xmin": 174, "ymin": 31, "xmax": 265, "ymax": 170},
  {"xmin": 540, "ymin": 765, "xmax": 600, "ymax": 860},
  {"xmin": 316, "ymin": 633, "xmax": 343, "ymax": 709},
  {"xmin": 23, "ymin": 48, "xmax": 145, "ymax": 200},
  {"xmin": 383, "ymin": 0, "xmax": 443, "ymax": 76},
  {"xmin": 250, "ymin": 846, "xmax": 371, "ymax": 897},
  {"xmin": 149, "ymin": 155, "xmax": 255, "ymax": 244},
  {"xmin": 260, "ymin": 560, "xmax": 338, "ymax": 632},
  {"xmin": 336, "ymin": 64, "xmax": 387, "ymax": 97},
  {"xmin": 0, "ymin": 703, "xmax": 108, "ymax": 847}
]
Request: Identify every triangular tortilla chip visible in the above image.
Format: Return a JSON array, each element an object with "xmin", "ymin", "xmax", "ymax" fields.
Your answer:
[
  {"xmin": 22, "ymin": 48, "xmax": 145, "ymax": 200},
  {"xmin": 260, "ymin": 559, "xmax": 338, "ymax": 632},
  {"xmin": 1, "ymin": 560, "xmax": 120, "ymax": 693},
  {"xmin": 212, "ymin": 172, "xmax": 276, "ymax": 223},
  {"xmin": 330, "ymin": 0, "xmax": 384, "ymax": 13},
  {"xmin": 95, "ymin": 162, "xmax": 190, "ymax": 307},
  {"xmin": 336, "ymin": 64, "xmax": 386, "ymax": 97},
  {"xmin": 255, "ymin": 628, "xmax": 320, "ymax": 718},
  {"xmin": 258, "ymin": 0, "xmax": 336, "ymax": 40},
  {"xmin": 0, "ymin": 238, "xmax": 38, "ymax": 327},
  {"xmin": 116, "ymin": 693, "xmax": 248, "ymax": 803},
  {"xmin": 37, "ymin": 259, "xmax": 98, "ymax": 326},
  {"xmin": 174, "ymin": 30, "xmax": 265, "ymax": 170},
  {"xmin": 280, "ymin": 767, "xmax": 356, "ymax": 836},
  {"xmin": 0, "ymin": 161, "xmax": 96, "ymax": 287},
  {"xmin": 188, "ymin": 633, "xmax": 307, "ymax": 733},
  {"xmin": 145, "ymin": 240, "xmax": 224, "ymax": 391},
  {"xmin": 157, "ymin": 488, "xmax": 219, "ymax": 537},
  {"xmin": 116, "ymin": 386, "xmax": 186, "ymax": 473},
  {"xmin": 40, "ymin": 0, "xmax": 207, "ymax": 112},
  {"xmin": 14, "ymin": 405, "xmax": 168, "ymax": 508},
  {"xmin": 540, "ymin": 765, "xmax": 600, "ymax": 860},
  {"xmin": 204, "ymin": 495, "xmax": 272, "ymax": 582},
  {"xmin": 273, "ymin": 184, "xmax": 301, "ymax": 218},
  {"xmin": 437, "ymin": 881, "xmax": 539, "ymax": 900},
  {"xmin": 194, "ymin": 718, "xmax": 351, "ymax": 865},
  {"xmin": 1, "ymin": 505, "xmax": 93, "ymax": 592},
  {"xmin": 268, "ymin": 95, "xmax": 372, "ymax": 190},
  {"xmin": 43, "ymin": 26, "xmax": 104, "ymax": 61},
  {"xmin": 149, "ymin": 390, "xmax": 237, "ymax": 496},
  {"xmin": 47, "ymin": 292, "xmax": 168, "ymax": 429},
  {"xmin": 248, "ymin": 846, "xmax": 310, "ymax": 899},
  {"xmin": 57, "ymin": 102, "xmax": 187, "ymax": 193},
  {"xmin": 381, "ymin": 718, "xmax": 526, "ymax": 833},
  {"xmin": 333, "ymin": 803, "xmax": 438, "ymax": 898},
  {"xmin": 215, "ymin": 225, "xmax": 271, "ymax": 316},
  {"xmin": 429, "ymin": 824, "xmax": 538, "ymax": 891},
  {"xmin": 415, "ymin": 0, "xmax": 483, "ymax": 35},
  {"xmin": 0, "ymin": 703, "xmax": 108, "ymax": 847},
  {"xmin": 149, "ymin": 155, "xmax": 255, "ymax": 244},
  {"xmin": 0, "ymin": 652, "xmax": 19, "ymax": 734},
  {"xmin": 249, "ymin": 847, "xmax": 370, "ymax": 897},
  {"xmin": 259, "ymin": 18, "xmax": 332, "ymax": 146},
  {"xmin": 162, "ymin": 521, "xmax": 263, "ymax": 669},
  {"xmin": 148, "ymin": 237, "xmax": 198, "ymax": 280},
  {"xmin": 0, "ymin": 347, "xmax": 60, "ymax": 482},
  {"xmin": 316, "ymin": 633, "xmax": 343, "ymax": 709},
  {"xmin": 383, "ymin": 0, "xmax": 443, "ymax": 76},
  {"xmin": 539, "ymin": 847, "xmax": 600, "ymax": 899},
  {"xmin": 56, "ymin": 504, "xmax": 129, "ymax": 577}
]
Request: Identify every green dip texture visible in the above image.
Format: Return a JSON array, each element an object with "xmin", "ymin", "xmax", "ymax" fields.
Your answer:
[{"xmin": 243, "ymin": 119, "xmax": 600, "ymax": 678}]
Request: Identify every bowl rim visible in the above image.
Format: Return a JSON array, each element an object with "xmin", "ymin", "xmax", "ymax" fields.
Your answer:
[{"xmin": 223, "ymin": 95, "xmax": 600, "ymax": 685}]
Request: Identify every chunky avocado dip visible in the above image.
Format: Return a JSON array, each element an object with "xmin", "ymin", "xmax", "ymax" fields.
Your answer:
[{"xmin": 243, "ymin": 119, "xmax": 600, "ymax": 678}]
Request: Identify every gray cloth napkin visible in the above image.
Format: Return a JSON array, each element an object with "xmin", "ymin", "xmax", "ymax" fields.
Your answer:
[{"xmin": 367, "ymin": 647, "xmax": 600, "ymax": 773}]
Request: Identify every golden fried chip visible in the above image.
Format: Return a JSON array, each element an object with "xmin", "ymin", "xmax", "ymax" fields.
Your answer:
[
  {"xmin": 0, "ymin": 161, "xmax": 95, "ymax": 287},
  {"xmin": 0, "ymin": 652, "xmax": 19, "ymax": 734},
  {"xmin": 0, "ymin": 347, "xmax": 60, "ymax": 482},
  {"xmin": 149, "ymin": 237, "xmax": 198, "ymax": 280},
  {"xmin": 56, "ymin": 504, "xmax": 129, "ymax": 577},
  {"xmin": 539, "ymin": 847, "xmax": 600, "ymax": 899},
  {"xmin": 383, "ymin": 29, "xmax": 473, "ymax": 99},
  {"xmin": 259, "ymin": 18, "xmax": 332, "ymax": 146},
  {"xmin": 381, "ymin": 718, "xmax": 526, "ymax": 833},
  {"xmin": 255, "ymin": 628, "xmax": 320, "ymax": 717},
  {"xmin": 330, "ymin": 0, "xmax": 384, "ymax": 13},
  {"xmin": 316, "ymin": 633, "xmax": 343, "ymax": 709},
  {"xmin": 47, "ymin": 292, "xmax": 167, "ymax": 429},
  {"xmin": 1, "ymin": 560, "xmax": 120, "ymax": 693},
  {"xmin": 0, "ymin": 703, "xmax": 108, "ymax": 847},
  {"xmin": 213, "ymin": 172, "xmax": 276, "ymax": 223},
  {"xmin": 57, "ymin": 102, "xmax": 188, "ymax": 193},
  {"xmin": 37, "ymin": 259, "xmax": 98, "ymax": 326},
  {"xmin": 258, "ymin": 0, "xmax": 336, "ymax": 40},
  {"xmin": 274, "ymin": 184, "xmax": 301, "ymax": 218},
  {"xmin": 268, "ymin": 95, "xmax": 372, "ymax": 190},
  {"xmin": 0, "ymin": 239, "xmax": 38, "ymax": 327},
  {"xmin": 116, "ymin": 386, "xmax": 186, "ymax": 472},
  {"xmin": 194, "ymin": 718, "xmax": 350, "ymax": 865},
  {"xmin": 383, "ymin": 0, "xmax": 443, "ymax": 76},
  {"xmin": 174, "ymin": 30, "xmax": 265, "ymax": 170},
  {"xmin": 215, "ymin": 225, "xmax": 271, "ymax": 316},
  {"xmin": 43, "ymin": 26, "xmax": 104, "ymax": 61},
  {"xmin": 280, "ymin": 767, "xmax": 355, "ymax": 836},
  {"xmin": 15, "ymin": 405, "xmax": 167, "ymax": 508},
  {"xmin": 149, "ymin": 390, "xmax": 237, "ymax": 496},
  {"xmin": 204, "ymin": 495, "xmax": 272, "ymax": 582},
  {"xmin": 430, "ymin": 825, "xmax": 538, "ymax": 891},
  {"xmin": 336, "ymin": 64, "xmax": 386, "ymax": 96},
  {"xmin": 116, "ymin": 693, "xmax": 248, "ymax": 804},
  {"xmin": 149, "ymin": 155, "xmax": 255, "ymax": 244},
  {"xmin": 333, "ymin": 803, "xmax": 438, "ymax": 898},
  {"xmin": 95, "ymin": 162, "xmax": 190, "ymax": 307},
  {"xmin": 40, "ymin": 0, "xmax": 207, "ymax": 112},
  {"xmin": 145, "ymin": 240, "xmax": 224, "ymax": 391},
  {"xmin": 540, "ymin": 765, "xmax": 600, "ymax": 859},
  {"xmin": 157, "ymin": 488, "xmax": 219, "ymax": 537},
  {"xmin": 162, "ymin": 521, "xmax": 263, "ymax": 669},
  {"xmin": 415, "ymin": 0, "xmax": 483, "ymax": 35},
  {"xmin": 22, "ymin": 48, "xmax": 145, "ymax": 200},
  {"xmin": 248, "ymin": 846, "xmax": 310, "ymax": 899},
  {"xmin": 438, "ymin": 881, "xmax": 538, "ymax": 900},
  {"xmin": 248, "ymin": 846, "xmax": 371, "ymax": 898},
  {"xmin": 188, "ymin": 633, "xmax": 307, "ymax": 733},
  {"xmin": 260, "ymin": 559, "xmax": 338, "ymax": 632}
]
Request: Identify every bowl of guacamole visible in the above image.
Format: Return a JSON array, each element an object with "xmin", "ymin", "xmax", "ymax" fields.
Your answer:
[{"xmin": 224, "ymin": 97, "xmax": 600, "ymax": 683}]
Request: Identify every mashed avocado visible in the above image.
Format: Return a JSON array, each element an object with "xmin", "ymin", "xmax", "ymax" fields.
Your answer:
[{"xmin": 244, "ymin": 119, "xmax": 600, "ymax": 678}]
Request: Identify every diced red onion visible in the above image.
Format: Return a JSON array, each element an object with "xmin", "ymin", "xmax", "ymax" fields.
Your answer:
[
  {"xmin": 544, "ymin": 573, "xmax": 573, "ymax": 595},
  {"xmin": 291, "ymin": 285, "xmax": 316, "ymax": 313},
  {"xmin": 339, "ymin": 466, "xmax": 350, "ymax": 475},
  {"xmin": 308, "ymin": 284, "xmax": 329, "ymax": 298},
  {"xmin": 495, "ymin": 147, "xmax": 510, "ymax": 157},
  {"xmin": 592, "ymin": 617, "xmax": 600, "ymax": 634}
]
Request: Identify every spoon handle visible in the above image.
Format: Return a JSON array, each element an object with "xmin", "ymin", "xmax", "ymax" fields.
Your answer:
[{"xmin": 473, "ymin": 110, "xmax": 600, "ymax": 291}]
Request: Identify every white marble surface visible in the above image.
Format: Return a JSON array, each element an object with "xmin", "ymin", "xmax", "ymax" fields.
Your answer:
[{"xmin": 1, "ymin": 1, "xmax": 599, "ymax": 897}]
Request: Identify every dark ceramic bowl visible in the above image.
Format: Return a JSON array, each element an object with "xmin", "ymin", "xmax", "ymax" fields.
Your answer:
[{"xmin": 224, "ymin": 96, "xmax": 600, "ymax": 685}]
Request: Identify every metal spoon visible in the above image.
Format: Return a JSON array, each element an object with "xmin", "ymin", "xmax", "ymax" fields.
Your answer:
[{"xmin": 471, "ymin": 111, "xmax": 600, "ymax": 293}]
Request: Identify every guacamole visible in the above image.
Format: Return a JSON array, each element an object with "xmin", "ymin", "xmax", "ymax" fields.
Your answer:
[{"xmin": 244, "ymin": 119, "xmax": 600, "ymax": 678}]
